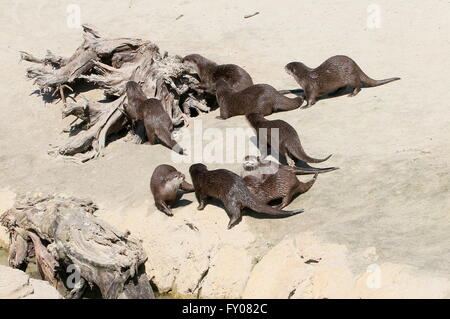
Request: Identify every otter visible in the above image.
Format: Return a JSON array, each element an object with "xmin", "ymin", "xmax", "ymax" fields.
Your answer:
[
  {"xmin": 216, "ymin": 80, "xmax": 304, "ymax": 119},
  {"xmin": 150, "ymin": 164, "xmax": 194, "ymax": 216},
  {"xmin": 246, "ymin": 113, "xmax": 332, "ymax": 165},
  {"xmin": 125, "ymin": 81, "xmax": 184, "ymax": 154},
  {"xmin": 285, "ymin": 55, "xmax": 401, "ymax": 107},
  {"xmin": 241, "ymin": 156, "xmax": 318, "ymax": 209},
  {"xmin": 189, "ymin": 163, "xmax": 303, "ymax": 229},
  {"xmin": 182, "ymin": 54, "xmax": 253, "ymax": 93}
]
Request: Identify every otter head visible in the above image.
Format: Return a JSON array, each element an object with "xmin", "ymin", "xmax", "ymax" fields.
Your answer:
[
  {"xmin": 189, "ymin": 163, "xmax": 208, "ymax": 176},
  {"xmin": 125, "ymin": 80, "xmax": 147, "ymax": 101},
  {"xmin": 285, "ymin": 62, "xmax": 309, "ymax": 86},
  {"xmin": 182, "ymin": 54, "xmax": 204, "ymax": 74},
  {"xmin": 126, "ymin": 80, "xmax": 141, "ymax": 93},
  {"xmin": 284, "ymin": 62, "xmax": 297, "ymax": 75},
  {"xmin": 243, "ymin": 155, "xmax": 260, "ymax": 171},
  {"xmin": 165, "ymin": 171, "xmax": 185, "ymax": 190}
]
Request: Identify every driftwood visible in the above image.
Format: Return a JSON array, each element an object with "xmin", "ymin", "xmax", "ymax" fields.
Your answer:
[
  {"xmin": 244, "ymin": 12, "xmax": 260, "ymax": 19},
  {"xmin": 21, "ymin": 24, "xmax": 210, "ymax": 163},
  {"xmin": 0, "ymin": 194, "xmax": 154, "ymax": 299}
]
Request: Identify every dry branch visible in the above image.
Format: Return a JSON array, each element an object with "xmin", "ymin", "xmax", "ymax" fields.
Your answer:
[
  {"xmin": 21, "ymin": 24, "xmax": 210, "ymax": 162},
  {"xmin": 0, "ymin": 194, "xmax": 154, "ymax": 299}
]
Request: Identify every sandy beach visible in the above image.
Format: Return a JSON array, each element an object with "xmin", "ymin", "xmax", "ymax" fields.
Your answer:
[{"xmin": 0, "ymin": 0, "xmax": 449, "ymax": 298}]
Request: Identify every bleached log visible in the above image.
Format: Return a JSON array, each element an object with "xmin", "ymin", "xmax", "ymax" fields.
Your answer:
[
  {"xmin": 1, "ymin": 194, "xmax": 154, "ymax": 299},
  {"xmin": 21, "ymin": 25, "xmax": 210, "ymax": 162}
]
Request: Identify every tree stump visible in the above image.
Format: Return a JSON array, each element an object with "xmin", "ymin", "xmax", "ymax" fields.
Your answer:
[
  {"xmin": 1, "ymin": 194, "xmax": 154, "ymax": 299},
  {"xmin": 21, "ymin": 24, "xmax": 210, "ymax": 163}
]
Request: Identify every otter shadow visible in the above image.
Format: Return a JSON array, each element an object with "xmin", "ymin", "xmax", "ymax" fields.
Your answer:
[
  {"xmin": 319, "ymin": 86, "xmax": 354, "ymax": 101},
  {"xmin": 29, "ymin": 89, "xmax": 66, "ymax": 104},
  {"xmin": 66, "ymin": 96, "xmax": 122, "ymax": 138},
  {"xmin": 29, "ymin": 80, "xmax": 100, "ymax": 104},
  {"xmin": 307, "ymin": 86, "xmax": 358, "ymax": 104},
  {"xmin": 201, "ymin": 198, "xmax": 226, "ymax": 210},
  {"xmin": 192, "ymin": 198, "xmax": 299, "ymax": 229},
  {"xmin": 278, "ymin": 88, "xmax": 304, "ymax": 96},
  {"xmin": 245, "ymin": 207, "xmax": 304, "ymax": 220},
  {"xmin": 281, "ymin": 86, "xmax": 359, "ymax": 103},
  {"xmin": 172, "ymin": 198, "xmax": 192, "ymax": 209}
]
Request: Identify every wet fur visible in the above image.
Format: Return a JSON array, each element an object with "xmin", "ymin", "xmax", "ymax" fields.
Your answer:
[
  {"xmin": 182, "ymin": 53, "xmax": 253, "ymax": 93},
  {"xmin": 125, "ymin": 81, "xmax": 183, "ymax": 154},
  {"xmin": 241, "ymin": 156, "xmax": 322, "ymax": 209},
  {"xmin": 150, "ymin": 164, "xmax": 194, "ymax": 216},
  {"xmin": 216, "ymin": 80, "xmax": 304, "ymax": 119},
  {"xmin": 189, "ymin": 163, "xmax": 303, "ymax": 229},
  {"xmin": 285, "ymin": 55, "xmax": 400, "ymax": 107},
  {"xmin": 246, "ymin": 113, "xmax": 332, "ymax": 164},
  {"xmin": 243, "ymin": 168, "xmax": 317, "ymax": 209}
]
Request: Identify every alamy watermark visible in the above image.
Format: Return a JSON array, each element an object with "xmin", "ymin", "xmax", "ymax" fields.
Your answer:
[
  {"xmin": 366, "ymin": 263, "xmax": 382, "ymax": 289},
  {"xmin": 367, "ymin": 4, "xmax": 382, "ymax": 29},
  {"xmin": 170, "ymin": 120, "xmax": 280, "ymax": 168},
  {"xmin": 66, "ymin": 263, "xmax": 81, "ymax": 289},
  {"xmin": 66, "ymin": 4, "xmax": 81, "ymax": 29}
]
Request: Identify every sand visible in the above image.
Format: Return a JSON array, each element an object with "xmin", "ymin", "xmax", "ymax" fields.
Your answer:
[{"xmin": 0, "ymin": 0, "xmax": 449, "ymax": 298}]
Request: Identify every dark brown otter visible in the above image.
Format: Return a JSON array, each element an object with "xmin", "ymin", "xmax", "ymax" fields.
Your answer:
[
  {"xmin": 285, "ymin": 55, "xmax": 401, "ymax": 107},
  {"xmin": 150, "ymin": 164, "xmax": 194, "ymax": 216},
  {"xmin": 189, "ymin": 163, "xmax": 303, "ymax": 229},
  {"xmin": 216, "ymin": 80, "xmax": 304, "ymax": 119},
  {"xmin": 125, "ymin": 81, "xmax": 184, "ymax": 154},
  {"xmin": 246, "ymin": 113, "xmax": 332, "ymax": 164},
  {"xmin": 182, "ymin": 53, "xmax": 253, "ymax": 93},
  {"xmin": 241, "ymin": 155, "xmax": 318, "ymax": 209}
]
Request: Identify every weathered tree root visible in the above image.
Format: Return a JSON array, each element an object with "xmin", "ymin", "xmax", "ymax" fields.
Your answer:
[
  {"xmin": 21, "ymin": 24, "xmax": 209, "ymax": 162},
  {"xmin": 0, "ymin": 194, "xmax": 154, "ymax": 299}
]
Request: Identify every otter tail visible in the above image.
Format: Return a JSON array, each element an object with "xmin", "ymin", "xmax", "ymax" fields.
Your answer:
[
  {"xmin": 296, "ymin": 173, "xmax": 318, "ymax": 194},
  {"xmin": 287, "ymin": 165, "xmax": 339, "ymax": 175},
  {"xmin": 278, "ymin": 89, "xmax": 304, "ymax": 95},
  {"xmin": 156, "ymin": 127, "xmax": 184, "ymax": 155},
  {"xmin": 358, "ymin": 69, "xmax": 400, "ymax": 87},
  {"xmin": 247, "ymin": 199, "xmax": 304, "ymax": 216},
  {"xmin": 276, "ymin": 96, "xmax": 304, "ymax": 111},
  {"xmin": 287, "ymin": 138, "xmax": 332, "ymax": 164}
]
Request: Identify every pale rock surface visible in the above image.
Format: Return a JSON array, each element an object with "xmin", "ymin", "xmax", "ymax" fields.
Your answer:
[
  {"xmin": 0, "ymin": 189, "xmax": 15, "ymax": 247},
  {"xmin": 100, "ymin": 202, "xmax": 256, "ymax": 298},
  {"xmin": 243, "ymin": 233, "xmax": 450, "ymax": 299},
  {"xmin": 245, "ymin": 237, "xmax": 314, "ymax": 299},
  {"xmin": 25, "ymin": 278, "xmax": 62, "ymax": 299},
  {"xmin": 354, "ymin": 263, "xmax": 450, "ymax": 299},
  {"xmin": 0, "ymin": 265, "xmax": 61, "ymax": 299},
  {"xmin": 243, "ymin": 232, "xmax": 354, "ymax": 299},
  {"xmin": 199, "ymin": 244, "xmax": 254, "ymax": 298}
]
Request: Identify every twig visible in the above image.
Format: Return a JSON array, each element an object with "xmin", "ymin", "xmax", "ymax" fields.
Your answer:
[
  {"xmin": 244, "ymin": 12, "xmax": 260, "ymax": 19},
  {"xmin": 176, "ymin": 14, "xmax": 184, "ymax": 20}
]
